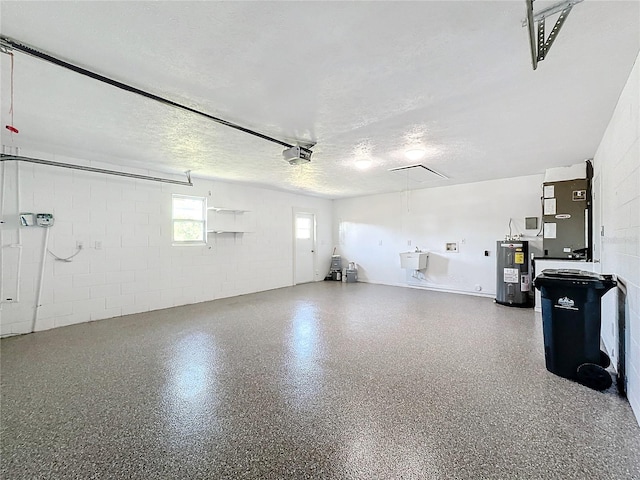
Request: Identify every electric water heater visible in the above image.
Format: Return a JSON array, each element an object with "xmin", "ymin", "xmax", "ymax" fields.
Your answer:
[{"xmin": 496, "ymin": 241, "xmax": 532, "ymax": 307}]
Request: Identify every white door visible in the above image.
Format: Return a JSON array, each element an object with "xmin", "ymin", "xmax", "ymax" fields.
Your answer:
[{"xmin": 294, "ymin": 212, "xmax": 316, "ymax": 284}]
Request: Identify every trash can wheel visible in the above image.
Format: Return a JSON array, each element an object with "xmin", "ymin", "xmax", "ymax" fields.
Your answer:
[
  {"xmin": 576, "ymin": 363, "xmax": 612, "ymax": 391},
  {"xmin": 599, "ymin": 350, "xmax": 611, "ymax": 369}
]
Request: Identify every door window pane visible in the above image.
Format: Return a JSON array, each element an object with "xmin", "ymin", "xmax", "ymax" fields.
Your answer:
[{"xmin": 296, "ymin": 217, "xmax": 311, "ymax": 239}]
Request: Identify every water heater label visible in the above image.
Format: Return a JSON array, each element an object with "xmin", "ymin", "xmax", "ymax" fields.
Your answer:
[
  {"xmin": 515, "ymin": 252, "xmax": 524, "ymax": 264},
  {"xmin": 503, "ymin": 268, "xmax": 519, "ymax": 283}
]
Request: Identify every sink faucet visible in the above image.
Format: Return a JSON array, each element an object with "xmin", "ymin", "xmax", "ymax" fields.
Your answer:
[{"xmin": 415, "ymin": 246, "xmax": 420, "ymax": 252}]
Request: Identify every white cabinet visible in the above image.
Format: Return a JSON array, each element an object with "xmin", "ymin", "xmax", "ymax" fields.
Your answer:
[{"xmin": 207, "ymin": 207, "xmax": 252, "ymax": 235}]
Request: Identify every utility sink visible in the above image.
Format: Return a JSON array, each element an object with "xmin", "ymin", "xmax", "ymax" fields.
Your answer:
[{"xmin": 399, "ymin": 252, "xmax": 429, "ymax": 270}]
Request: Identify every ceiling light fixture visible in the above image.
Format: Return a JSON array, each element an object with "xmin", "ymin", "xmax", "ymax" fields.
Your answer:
[
  {"xmin": 404, "ymin": 149, "xmax": 426, "ymax": 161},
  {"xmin": 354, "ymin": 158, "xmax": 372, "ymax": 170}
]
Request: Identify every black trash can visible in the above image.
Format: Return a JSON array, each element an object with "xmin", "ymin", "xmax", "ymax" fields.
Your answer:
[{"xmin": 533, "ymin": 269, "xmax": 616, "ymax": 390}]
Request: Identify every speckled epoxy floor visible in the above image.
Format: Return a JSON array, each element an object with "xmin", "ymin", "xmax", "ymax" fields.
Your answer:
[{"xmin": 1, "ymin": 282, "xmax": 639, "ymax": 479}]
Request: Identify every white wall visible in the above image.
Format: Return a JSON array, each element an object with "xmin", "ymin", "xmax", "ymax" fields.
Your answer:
[
  {"xmin": 593, "ymin": 51, "xmax": 640, "ymax": 424},
  {"xmin": 333, "ymin": 174, "xmax": 544, "ymax": 296},
  {"xmin": 0, "ymin": 157, "xmax": 333, "ymax": 335}
]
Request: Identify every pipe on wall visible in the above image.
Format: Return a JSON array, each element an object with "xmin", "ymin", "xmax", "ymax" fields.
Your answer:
[
  {"xmin": 0, "ymin": 160, "xmax": 5, "ymax": 307},
  {"xmin": 15, "ymin": 161, "xmax": 22, "ymax": 303},
  {"xmin": 0, "ymin": 154, "xmax": 193, "ymax": 186},
  {"xmin": 0, "ymin": 152, "xmax": 24, "ymax": 305},
  {"xmin": 32, "ymin": 226, "xmax": 50, "ymax": 333}
]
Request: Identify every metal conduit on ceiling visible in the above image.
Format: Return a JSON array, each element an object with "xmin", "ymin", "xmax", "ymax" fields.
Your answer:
[{"xmin": 0, "ymin": 35, "xmax": 314, "ymax": 156}]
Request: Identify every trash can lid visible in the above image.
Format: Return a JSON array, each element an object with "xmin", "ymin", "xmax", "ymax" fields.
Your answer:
[
  {"xmin": 541, "ymin": 269, "xmax": 596, "ymax": 279},
  {"xmin": 534, "ymin": 269, "xmax": 616, "ymax": 290}
]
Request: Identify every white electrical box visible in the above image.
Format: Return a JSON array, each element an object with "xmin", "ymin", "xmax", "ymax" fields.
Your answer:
[
  {"xmin": 36, "ymin": 213, "xmax": 54, "ymax": 227},
  {"xmin": 446, "ymin": 242, "xmax": 458, "ymax": 252},
  {"xmin": 20, "ymin": 213, "xmax": 35, "ymax": 226}
]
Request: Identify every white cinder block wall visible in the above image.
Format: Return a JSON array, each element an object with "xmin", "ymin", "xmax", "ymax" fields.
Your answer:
[
  {"xmin": 0, "ymin": 157, "xmax": 333, "ymax": 335},
  {"xmin": 333, "ymin": 174, "xmax": 544, "ymax": 296},
  {"xmin": 593, "ymin": 52, "xmax": 640, "ymax": 424}
]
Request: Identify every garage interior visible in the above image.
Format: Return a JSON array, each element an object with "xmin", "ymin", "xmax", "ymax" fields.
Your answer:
[{"xmin": 1, "ymin": 1, "xmax": 639, "ymax": 478}]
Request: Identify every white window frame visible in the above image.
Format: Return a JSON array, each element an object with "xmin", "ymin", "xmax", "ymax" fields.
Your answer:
[{"xmin": 172, "ymin": 194, "xmax": 207, "ymax": 246}]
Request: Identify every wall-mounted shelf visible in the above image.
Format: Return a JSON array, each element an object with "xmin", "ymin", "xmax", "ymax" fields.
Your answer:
[
  {"xmin": 207, "ymin": 207, "xmax": 250, "ymax": 214},
  {"xmin": 207, "ymin": 206, "xmax": 253, "ymax": 237}
]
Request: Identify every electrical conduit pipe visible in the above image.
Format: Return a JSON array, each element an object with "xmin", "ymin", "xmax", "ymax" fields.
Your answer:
[{"xmin": 32, "ymin": 225, "xmax": 50, "ymax": 333}]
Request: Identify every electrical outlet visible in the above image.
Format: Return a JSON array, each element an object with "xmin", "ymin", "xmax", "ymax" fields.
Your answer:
[
  {"xmin": 379, "ymin": 240, "xmax": 383, "ymax": 246},
  {"xmin": 95, "ymin": 240, "xmax": 102, "ymax": 250},
  {"xmin": 446, "ymin": 242, "xmax": 458, "ymax": 252},
  {"xmin": 407, "ymin": 240, "xmax": 411, "ymax": 246}
]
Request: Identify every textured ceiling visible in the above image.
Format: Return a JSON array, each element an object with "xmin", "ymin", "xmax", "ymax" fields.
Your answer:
[{"xmin": 1, "ymin": 1, "xmax": 638, "ymax": 198}]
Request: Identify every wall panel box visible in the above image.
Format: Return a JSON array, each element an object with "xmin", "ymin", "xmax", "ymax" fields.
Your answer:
[{"xmin": 525, "ymin": 217, "xmax": 538, "ymax": 230}]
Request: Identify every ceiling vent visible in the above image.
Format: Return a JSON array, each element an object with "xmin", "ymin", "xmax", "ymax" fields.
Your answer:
[
  {"xmin": 283, "ymin": 146, "xmax": 312, "ymax": 165},
  {"xmin": 388, "ymin": 164, "xmax": 448, "ymax": 182}
]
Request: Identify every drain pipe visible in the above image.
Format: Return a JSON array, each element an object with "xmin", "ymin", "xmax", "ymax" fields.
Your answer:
[
  {"xmin": 32, "ymin": 226, "xmax": 50, "ymax": 333},
  {"xmin": 0, "ymin": 159, "xmax": 5, "ymax": 307},
  {"xmin": 0, "ymin": 150, "xmax": 24, "ymax": 305},
  {"xmin": 14, "ymin": 160, "xmax": 22, "ymax": 302}
]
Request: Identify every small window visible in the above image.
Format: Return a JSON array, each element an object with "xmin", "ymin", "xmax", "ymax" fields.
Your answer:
[
  {"xmin": 172, "ymin": 195, "xmax": 206, "ymax": 244},
  {"xmin": 296, "ymin": 217, "xmax": 312, "ymax": 239}
]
